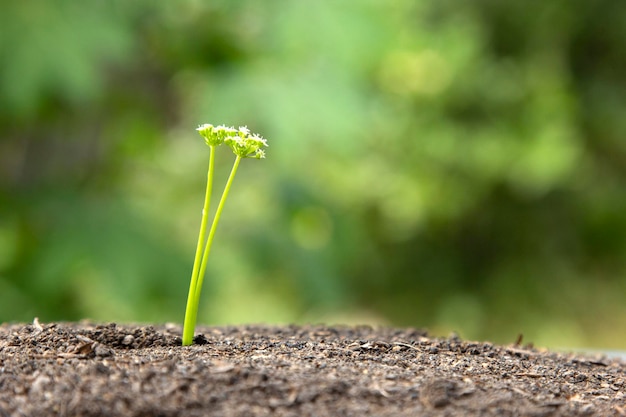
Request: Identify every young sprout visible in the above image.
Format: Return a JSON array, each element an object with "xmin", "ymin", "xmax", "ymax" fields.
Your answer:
[{"xmin": 182, "ymin": 123, "xmax": 268, "ymax": 346}]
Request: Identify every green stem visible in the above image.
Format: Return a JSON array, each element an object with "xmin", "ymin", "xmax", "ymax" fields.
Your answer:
[
  {"xmin": 182, "ymin": 146, "xmax": 215, "ymax": 346},
  {"xmin": 192, "ymin": 155, "xmax": 242, "ymax": 318},
  {"xmin": 183, "ymin": 156, "xmax": 241, "ymax": 346}
]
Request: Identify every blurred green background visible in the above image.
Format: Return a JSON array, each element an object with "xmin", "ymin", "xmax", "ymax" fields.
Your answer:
[{"xmin": 2, "ymin": 0, "xmax": 626, "ymax": 349}]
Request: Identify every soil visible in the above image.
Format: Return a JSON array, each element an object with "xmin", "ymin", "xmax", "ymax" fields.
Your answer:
[{"xmin": 0, "ymin": 321, "xmax": 624, "ymax": 417}]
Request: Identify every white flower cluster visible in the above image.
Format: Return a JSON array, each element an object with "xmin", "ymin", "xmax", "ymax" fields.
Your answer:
[{"xmin": 196, "ymin": 124, "xmax": 268, "ymax": 159}]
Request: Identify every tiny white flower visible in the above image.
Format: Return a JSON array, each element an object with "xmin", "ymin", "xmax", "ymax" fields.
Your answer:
[{"xmin": 197, "ymin": 123, "xmax": 267, "ymax": 158}]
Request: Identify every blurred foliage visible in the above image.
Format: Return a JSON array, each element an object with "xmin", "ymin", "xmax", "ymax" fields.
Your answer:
[{"xmin": 1, "ymin": 0, "xmax": 626, "ymax": 349}]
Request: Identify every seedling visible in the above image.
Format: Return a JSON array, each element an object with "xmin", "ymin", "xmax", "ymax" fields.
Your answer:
[{"xmin": 182, "ymin": 124, "xmax": 268, "ymax": 346}]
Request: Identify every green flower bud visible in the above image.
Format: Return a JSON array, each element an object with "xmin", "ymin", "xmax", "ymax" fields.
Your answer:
[
  {"xmin": 253, "ymin": 149, "xmax": 266, "ymax": 159},
  {"xmin": 214, "ymin": 125, "xmax": 238, "ymax": 143},
  {"xmin": 197, "ymin": 123, "xmax": 236, "ymax": 146},
  {"xmin": 196, "ymin": 124, "xmax": 215, "ymax": 145},
  {"xmin": 225, "ymin": 127, "xmax": 268, "ymax": 158}
]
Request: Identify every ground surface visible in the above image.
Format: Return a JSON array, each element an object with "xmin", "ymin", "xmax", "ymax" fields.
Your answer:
[{"xmin": 0, "ymin": 322, "xmax": 624, "ymax": 416}]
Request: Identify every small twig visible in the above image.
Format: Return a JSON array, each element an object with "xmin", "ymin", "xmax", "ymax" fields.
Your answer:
[{"xmin": 393, "ymin": 342, "xmax": 421, "ymax": 351}]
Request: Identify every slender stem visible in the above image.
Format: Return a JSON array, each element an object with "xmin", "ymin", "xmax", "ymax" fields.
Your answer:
[
  {"xmin": 182, "ymin": 147, "xmax": 215, "ymax": 346},
  {"xmin": 192, "ymin": 155, "xmax": 242, "ymax": 316}
]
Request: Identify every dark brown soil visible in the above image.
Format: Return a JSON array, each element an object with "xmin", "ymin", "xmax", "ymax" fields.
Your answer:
[{"xmin": 0, "ymin": 321, "xmax": 624, "ymax": 416}]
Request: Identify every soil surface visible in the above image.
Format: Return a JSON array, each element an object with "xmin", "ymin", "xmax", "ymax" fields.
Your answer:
[{"xmin": 0, "ymin": 321, "xmax": 624, "ymax": 416}]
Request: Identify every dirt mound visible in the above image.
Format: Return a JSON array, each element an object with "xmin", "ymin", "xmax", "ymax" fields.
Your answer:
[{"xmin": 1, "ymin": 321, "xmax": 624, "ymax": 416}]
